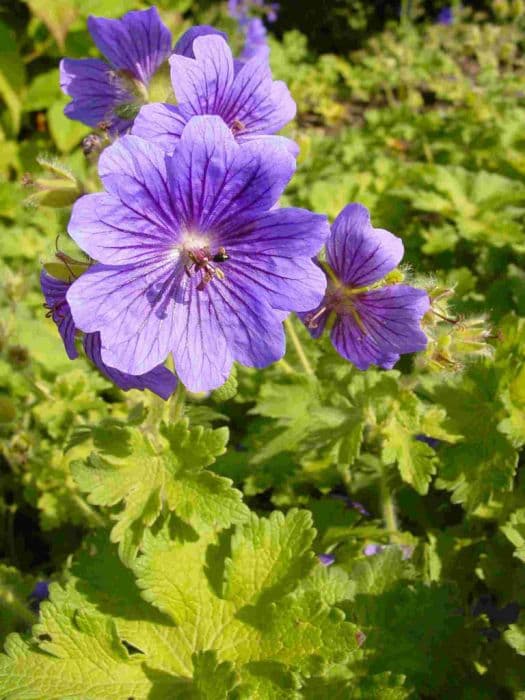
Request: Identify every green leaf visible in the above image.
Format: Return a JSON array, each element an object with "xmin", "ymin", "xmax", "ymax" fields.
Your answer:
[
  {"xmin": 0, "ymin": 22, "xmax": 26, "ymax": 134},
  {"xmin": 433, "ymin": 363, "xmax": 519, "ymax": 513},
  {"xmin": 381, "ymin": 394, "xmax": 439, "ymax": 494},
  {"xmin": 48, "ymin": 97, "xmax": 89, "ymax": 152},
  {"xmin": 22, "ymin": 0, "xmax": 78, "ymax": 50},
  {"xmin": 0, "ymin": 512, "xmax": 358, "ymax": 698},
  {"xmin": 0, "ymin": 585, "xmax": 154, "ymax": 699},
  {"xmin": 501, "ymin": 508, "xmax": 525, "ymax": 563},
  {"xmin": 71, "ymin": 421, "xmax": 248, "ymax": 562},
  {"xmin": 24, "ymin": 70, "xmax": 61, "ymax": 112}
]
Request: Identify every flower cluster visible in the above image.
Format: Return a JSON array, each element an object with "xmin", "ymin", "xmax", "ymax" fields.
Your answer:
[{"xmin": 42, "ymin": 7, "xmax": 429, "ymax": 398}]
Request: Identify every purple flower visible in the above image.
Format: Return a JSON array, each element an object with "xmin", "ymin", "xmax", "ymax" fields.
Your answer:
[
  {"xmin": 228, "ymin": 0, "xmax": 279, "ymax": 23},
  {"xmin": 132, "ymin": 34, "xmax": 297, "ymax": 156},
  {"xmin": 301, "ymin": 204, "xmax": 429, "ymax": 370},
  {"xmin": 240, "ymin": 18, "xmax": 269, "ymax": 61},
  {"xmin": 437, "ymin": 6, "xmax": 454, "ymax": 24},
  {"xmin": 60, "ymin": 8, "xmax": 171, "ymax": 134},
  {"xmin": 318, "ymin": 553, "xmax": 335, "ymax": 566},
  {"xmin": 41, "ymin": 271, "xmax": 177, "ymax": 399},
  {"xmin": 65, "ymin": 116, "xmax": 328, "ymax": 393},
  {"xmin": 363, "ymin": 543, "xmax": 385, "ymax": 557}
]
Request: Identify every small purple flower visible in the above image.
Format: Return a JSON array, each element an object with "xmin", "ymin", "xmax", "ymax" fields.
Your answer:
[
  {"xmin": 240, "ymin": 18, "xmax": 269, "ymax": 61},
  {"xmin": 415, "ymin": 434, "xmax": 441, "ymax": 449},
  {"xmin": 65, "ymin": 116, "xmax": 329, "ymax": 392},
  {"xmin": 364, "ymin": 543, "xmax": 385, "ymax": 557},
  {"xmin": 318, "ymin": 553, "xmax": 335, "ymax": 566},
  {"xmin": 228, "ymin": 0, "xmax": 279, "ymax": 23},
  {"xmin": 133, "ymin": 34, "xmax": 297, "ymax": 156},
  {"xmin": 301, "ymin": 204, "xmax": 429, "ymax": 370},
  {"xmin": 437, "ymin": 6, "xmax": 454, "ymax": 24},
  {"xmin": 28, "ymin": 580, "xmax": 50, "ymax": 613},
  {"xmin": 41, "ymin": 271, "xmax": 177, "ymax": 399},
  {"xmin": 60, "ymin": 8, "xmax": 171, "ymax": 134}
]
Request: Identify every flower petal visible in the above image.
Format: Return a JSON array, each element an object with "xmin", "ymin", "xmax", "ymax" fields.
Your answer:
[
  {"xmin": 40, "ymin": 271, "xmax": 78, "ymax": 359},
  {"xmin": 237, "ymin": 132, "xmax": 299, "ymax": 158},
  {"xmin": 225, "ymin": 59, "xmax": 296, "ymax": 135},
  {"xmin": 83, "ymin": 333, "xmax": 177, "ymax": 399},
  {"xmin": 87, "ymin": 7, "xmax": 171, "ymax": 84},
  {"xmin": 330, "ymin": 285, "xmax": 430, "ymax": 370},
  {"xmin": 174, "ymin": 25, "xmax": 228, "ymax": 58},
  {"xmin": 68, "ymin": 192, "xmax": 175, "ymax": 265},
  {"xmin": 66, "ymin": 261, "xmax": 181, "ymax": 376},
  {"xmin": 328, "ymin": 203, "xmax": 404, "ymax": 287},
  {"xmin": 217, "ymin": 207, "xmax": 329, "ymax": 311},
  {"xmin": 132, "ymin": 102, "xmax": 188, "ymax": 149},
  {"xmin": 169, "ymin": 35, "xmax": 235, "ymax": 113},
  {"xmin": 168, "ymin": 116, "xmax": 295, "ymax": 232},
  {"xmin": 60, "ymin": 58, "xmax": 132, "ymax": 132}
]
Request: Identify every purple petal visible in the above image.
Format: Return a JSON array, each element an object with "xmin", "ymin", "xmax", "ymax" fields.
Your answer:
[
  {"xmin": 66, "ymin": 261, "xmax": 181, "ymax": 377},
  {"xmin": 328, "ymin": 203, "xmax": 404, "ymax": 287},
  {"xmin": 330, "ymin": 285, "xmax": 430, "ymax": 370},
  {"xmin": 132, "ymin": 102, "xmax": 188, "ymax": 148},
  {"xmin": 83, "ymin": 333, "xmax": 177, "ymax": 399},
  {"xmin": 169, "ymin": 35, "xmax": 235, "ymax": 113},
  {"xmin": 87, "ymin": 7, "xmax": 171, "ymax": 84},
  {"xmin": 40, "ymin": 271, "xmax": 78, "ymax": 360},
  {"xmin": 59, "ymin": 58, "xmax": 132, "ymax": 133},
  {"xmin": 174, "ymin": 25, "xmax": 228, "ymax": 58},
  {"xmin": 318, "ymin": 553, "xmax": 335, "ymax": 566},
  {"xmin": 68, "ymin": 137, "xmax": 180, "ymax": 265},
  {"xmin": 219, "ymin": 208, "xmax": 329, "ymax": 312},
  {"xmin": 240, "ymin": 18, "xmax": 270, "ymax": 62},
  {"xmin": 222, "ymin": 58, "xmax": 295, "ymax": 135},
  {"xmin": 237, "ymin": 133, "xmax": 299, "ymax": 158},
  {"xmin": 168, "ymin": 34, "xmax": 295, "ymax": 140},
  {"xmin": 168, "ymin": 116, "xmax": 295, "ymax": 230}
]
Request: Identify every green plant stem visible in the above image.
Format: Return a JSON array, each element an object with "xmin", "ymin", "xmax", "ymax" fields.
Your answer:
[
  {"xmin": 284, "ymin": 317, "xmax": 314, "ymax": 375},
  {"xmin": 170, "ymin": 382, "xmax": 186, "ymax": 423},
  {"xmin": 380, "ymin": 472, "xmax": 398, "ymax": 539}
]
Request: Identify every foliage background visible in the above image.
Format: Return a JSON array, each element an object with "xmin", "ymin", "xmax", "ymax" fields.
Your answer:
[{"xmin": 0, "ymin": 0, "xmax": 525, "ymax": 697}]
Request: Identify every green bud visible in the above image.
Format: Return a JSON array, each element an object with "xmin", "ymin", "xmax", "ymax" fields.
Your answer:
[
  {"xmin": 114, "ymin": 101, "xmax": 142, "ymax": 120},
  {"xmin": 384, "ymin": 268, "xmax": 405, "ymax": 285},
  {"xmin": 24, "ymin": 155, "xmax": 83, "ymax": 208},
  {"xmin": 0, "ymin": 396, "xmax": 16, "ymax": 423}
]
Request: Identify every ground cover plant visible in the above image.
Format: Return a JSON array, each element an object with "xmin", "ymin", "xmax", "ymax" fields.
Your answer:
[{"xmin": 0, "ymin": 0, "xmax": 525, "ymax": 697}]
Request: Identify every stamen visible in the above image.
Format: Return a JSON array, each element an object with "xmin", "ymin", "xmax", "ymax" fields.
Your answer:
[{"xmin": 306, "ymin": 306, "xmax": 328, "ymax": 329}]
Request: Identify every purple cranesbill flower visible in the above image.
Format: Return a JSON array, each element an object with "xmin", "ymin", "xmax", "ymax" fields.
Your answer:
[
  {"xmin": 437, "ymin": 6, "xmax": 454, "ymax": 24},
  {"xmin": 65, "ymin": 116, "xmax": 328, "ymax": 393},
  {"xmin": 229, "ymin": 0, "xmax": 279, "ymax": 23},
  {"xmin": 41, "ymin": 271, "xmax": 177, "ymax": 399},
  {"xmin": 28, "ymin": 580, "xmax": 50, "ymax": 613},
  {"xmin": 415, "ymin": 434, "xmax": 441, "ymax": 449},
  {"xmin": 132, "ymin": 34, "xmax": 297, "ymax": 156},
  {"xmin": 240, "ymin": 18, "xmax": 269, "ymax": 61},
  {"xmin": 318, "ymin": 553, "xmax": 335, "ymax": 566},
  {"xmin": 60, "ymin": 8, "xmax": 171, "ymax": 134},
  {"xmin": 301, "ymin": 204, "xmax": 429, "ymax": 371},
  {"xmin": 363, "ymin": 543, "xmax": 385, "ymax": 557}
]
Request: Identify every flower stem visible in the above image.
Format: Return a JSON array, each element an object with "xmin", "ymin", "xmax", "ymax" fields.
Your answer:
[
  {"xmin": 284, "ymin": 317, "xmax": 314, "ymax": 375},
  {"xmin": 169, "ymin": 382, "xmax": 186, "ymax": 423},
  {"xmin": 380, "ymin": 471, "xmax": 398, "ymax": 539}
]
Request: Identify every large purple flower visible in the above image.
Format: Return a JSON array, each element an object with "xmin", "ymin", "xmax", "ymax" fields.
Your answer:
[
  {"xmin": 301, "ymin": 204, "xmax": 429, "ymax": 370},
  {"xmin": 132, "ymin": 34, "xmax": 297, "ymax": 156},
  {"xmin": 41, "ymin": 271, "xmax": 176, "ymax": 399},
  {"xmin": 65, "ymin": 116, "xmax": 328, "ymax": 392},
  {"xmin": 60, "ymin": 8, "xmax": 172, "ymax": 134}
]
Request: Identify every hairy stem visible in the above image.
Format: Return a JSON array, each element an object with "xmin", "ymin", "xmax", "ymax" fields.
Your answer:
[
  {"xmin": 170, "ymin": 382, "xmax": 187, "ymax": 423},
  {"xmin": 284, "ymin": 317, "xmax": 314, "ymax": 375},
  {"xmin": 380, "ymin": 471, "xmax": 398, "ymax": 538}
]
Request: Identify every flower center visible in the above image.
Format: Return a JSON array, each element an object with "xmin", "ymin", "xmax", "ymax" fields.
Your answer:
[{"xmin": 181, "ymin": 237, "xmax": 230, "ymax": 292}]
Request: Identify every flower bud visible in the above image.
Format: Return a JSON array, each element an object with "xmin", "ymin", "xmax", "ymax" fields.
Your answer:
[{"xmin": 23, "ymin": 155, "xmax": 83, "ymax": 208}]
